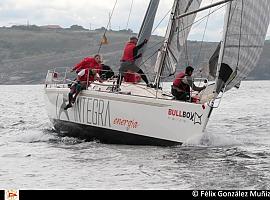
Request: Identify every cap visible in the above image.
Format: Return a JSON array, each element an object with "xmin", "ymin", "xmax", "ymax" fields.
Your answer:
[
  {"xmin": 130, "ymin": 36, "xmax": 138, "ymax": 41},
  {"xmin": 186, "ymin": 66, "xmax": 194, "ymax": 73}
]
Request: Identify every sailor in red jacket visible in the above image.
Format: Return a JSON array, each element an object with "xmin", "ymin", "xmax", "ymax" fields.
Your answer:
[
  {"xmin": 172, "ymin": 66, "xmax": 206, "ymax": 102},
  {"xmin": 72, "ymin": 54, "xmax": 102, "ymax": 76},
  {"xmin": 115, "ymin": 36, "xmax": 152, "ymax": 90},
  {"xmin": 65, "ymin": 68, "xmax": 102, "ymax": 110}
]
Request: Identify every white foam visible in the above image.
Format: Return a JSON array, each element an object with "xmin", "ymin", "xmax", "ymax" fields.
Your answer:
[
  {"xmin": 14, "ymin": 130, "xmax": 55, "ymax": 143},
  {"xmin": 184, "ymin": 131, "xmax": 241, "ymax": 147}
]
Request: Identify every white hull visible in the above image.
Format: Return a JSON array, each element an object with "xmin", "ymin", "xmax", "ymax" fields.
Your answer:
[{"xmin": 44, "ymin": 81, "xmax": 212, "ymax": 146}]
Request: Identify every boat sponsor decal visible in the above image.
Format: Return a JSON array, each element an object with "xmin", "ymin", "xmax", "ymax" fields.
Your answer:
[
  {"xmin": 168, "ymin": 109, "xmax": 203, "ymax": 125},
  {"xmin": 56, "ymin": 95, "xmax": 111, "ymax": 128},
  {"xmin": 74, "ymin": 97, "xmax": 111, "ymax": 128},
  {"xmin": 113, "ymin": 118, "xmax": 139, "ymax": 130}
]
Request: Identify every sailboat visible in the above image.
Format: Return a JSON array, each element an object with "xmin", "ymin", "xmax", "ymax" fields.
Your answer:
[{"xmin": 44, "ymin": 0, "xmax": 270, "ymax": 146}]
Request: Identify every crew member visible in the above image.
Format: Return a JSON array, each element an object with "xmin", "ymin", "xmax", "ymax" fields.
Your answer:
[
  {"xmin": 72, "ymin": 54, "xmax": 102, "ymax": 81},
  {"xmin": 116, "ymin": 36, "xmax": 152, "ymax": 90},
  {"xmin": 64, "ymin": 68, "xmax": 102, "ymax": 110},
  {"xmin": 171, "ymin": 66, "xmax": 206, "ymax": 102}
]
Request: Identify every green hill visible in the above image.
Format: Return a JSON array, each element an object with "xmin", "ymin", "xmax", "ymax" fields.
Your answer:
[{"xmin": 0, "ymin": 27, "xmax": 269, "ymax": 84}]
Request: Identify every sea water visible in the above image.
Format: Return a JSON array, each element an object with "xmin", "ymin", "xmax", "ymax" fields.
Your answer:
[{"xmin": 0, "ymin": 81, "xmax": 269, "ymax": 190}]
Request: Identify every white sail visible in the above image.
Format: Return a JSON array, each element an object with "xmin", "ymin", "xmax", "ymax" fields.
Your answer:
[
  {"xmin": 154, "ymin": 0, "xmax": 202, "ymax": 84},
  {"xmin": 216, "ymin": 0, "xmax": 270, "ymax": 93}
]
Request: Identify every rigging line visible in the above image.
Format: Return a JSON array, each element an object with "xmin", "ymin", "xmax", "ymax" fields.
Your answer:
[
  {"xmin": 175, "ymin": 0, "xmax": 233, "ymax": 20},
  {"xmin": 126, "ymin": 0, "xmax": 134, "ymax": 30},
  {"xmin": 176, "ymin": 4, "xmax": 227, "ymax": 68},
  {"xmin": 156, "ymin": 48, "xmax": 174, "ymax": 81},
  {"xmin": 142, "ymin": 4, "xmax": 226, "ymax": 56},
  {"xmin": 181, "ymin": 4, "xmax": 227, "ymax": 36},
  {"xmin": 98, "ymin": 0, "xmax": 118, "ymax": 54},
  {"xmin": 144, "ymin": 4, "xmax": 226, "ymax": 56},
  {"xmin": 138, "ymin": 49, "xmax": 159, "ymax": 70},
  {"xmin": 152, "ymin": 8, "xmax": 172, "ymax": 34},
  {"xmin": 147, "ymin": 40, "xmax": 165, "ymax": 51},
  {"xmin": 195, "ymin": 0, "xmax": 214, "ymax": 67},
  {"xmin": 167, "ymin": 46, "xmax": 178, "ymax": 64},
  {"xmin": 137, "ymin": 39, "xmax": 167, "ymax": 60},
  {"xmin": 183, "ymin": 22, "xmax": 189, "ymax": 66},
  {"xmin": 142, "ymin": 49, "xmax": 159, "ymax": 60},
  {"xmin": 139, "ymin": 50, "xmax": 159, "ymax": 69},
  {"xmin": 140, "ymin": 3, "xmax": 227, "ymax": 65},
  {"xmin": 165, "ymin": 49, "xmax": 175, "ymax": 76},
  {"xmin": 196, "ymin": 0, "xmax": 214, "ymax": 87},
  {"xmin": 142, "ymin": 38, "xmax": 171, "ymax": 58}
]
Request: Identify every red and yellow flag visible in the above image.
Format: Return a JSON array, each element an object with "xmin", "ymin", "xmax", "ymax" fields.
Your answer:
[{"xmin": 100, "ymin": 35, "xmax": 109, "ymax": 45}]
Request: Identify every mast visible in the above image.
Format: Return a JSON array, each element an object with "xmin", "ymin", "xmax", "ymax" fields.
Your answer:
[
  {"xmin": 153, "ymin": 0, "xmax": 179, "ymax": 87},
  {"xmin": 153, "ymin": 0, "xmax": 233, "ymax": 88}
]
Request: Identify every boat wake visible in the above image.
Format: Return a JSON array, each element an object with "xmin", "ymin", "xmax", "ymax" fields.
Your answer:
[
  {"xmin": 14, "ymin": 129, "xmax": 56, "ymax": 143},
  {"xmin": 183, "ymin": 131, "xmax": 241, "ymax": 147}
]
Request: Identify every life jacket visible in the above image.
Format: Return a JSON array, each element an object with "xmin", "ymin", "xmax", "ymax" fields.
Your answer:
[
  {"xmin": 173, "ymin": 71, "xmax": 190, "ymax": 93},
  {"xmin": 121, "ymin": 42, "xmax": 136, "ymax": 62},
  {"xmin": 124, "ymin": 71, "xmax": 141, "ymax": 83},
  {"xmin": 74, "ymin": 57, "xmax": 101, "ymax": 74}
]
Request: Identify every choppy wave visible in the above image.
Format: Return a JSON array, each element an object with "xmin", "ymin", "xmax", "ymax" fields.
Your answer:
[
  {"xmin": 0, "ymin": 83, "xmax": 269, "ymax": 189},
  {"xmin": 14, "ymin": 130, "xmax": 56, "ymax": 143}
]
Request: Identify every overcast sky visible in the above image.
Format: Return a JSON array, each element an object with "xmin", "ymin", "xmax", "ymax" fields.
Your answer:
[{"xmin": 0, "ymin": 0, "xmax": 269, "ymax": 41}]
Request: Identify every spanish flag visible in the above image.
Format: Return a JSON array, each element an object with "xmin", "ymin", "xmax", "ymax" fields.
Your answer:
[{"xmin": 100, "ymin": 35, "xmax": 109, "ymax": 45}]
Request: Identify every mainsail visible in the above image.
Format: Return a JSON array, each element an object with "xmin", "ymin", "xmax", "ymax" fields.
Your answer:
[
  {"xmin": 154, "ymin": 0, "xmax": 202, "ymax": 85},
  {"xmin": 215, "ymin": 0, "xmax": 270, "ymax": 93},
  {"xmin": 136, "ymin": 0, "xmax": 160, "ymax": 66}
]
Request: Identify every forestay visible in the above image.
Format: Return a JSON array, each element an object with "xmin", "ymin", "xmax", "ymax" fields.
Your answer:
[{"xmin": 215, "ymin": 0, "xmax": 270, "ymax": 93}]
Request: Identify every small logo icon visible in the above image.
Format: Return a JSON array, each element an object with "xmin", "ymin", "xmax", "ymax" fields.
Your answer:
[
  {"xmin": 192, "ymin": 190, "xmax": 199, "ymax": 197},
  {"xmin": 5, "ymin": 190, "xmax": 19, "ymax": 200}
]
